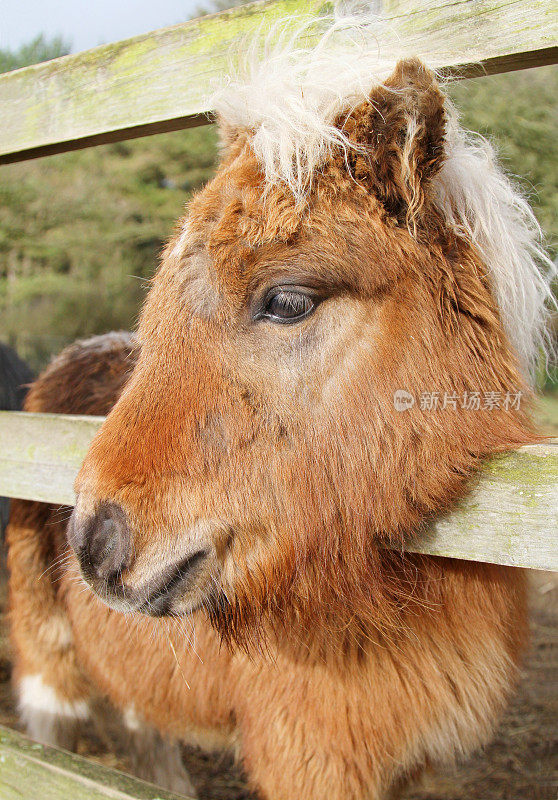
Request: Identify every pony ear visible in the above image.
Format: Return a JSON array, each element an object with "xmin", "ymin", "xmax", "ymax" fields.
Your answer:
[{"xmin": 339, "ymin": 58, "xmax": 446, "ymax": 230}]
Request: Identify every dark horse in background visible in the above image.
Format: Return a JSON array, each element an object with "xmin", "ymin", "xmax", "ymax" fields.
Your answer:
[{"xmin": 0, "ymin": 343, "xmax": 34, "ymax": 534}]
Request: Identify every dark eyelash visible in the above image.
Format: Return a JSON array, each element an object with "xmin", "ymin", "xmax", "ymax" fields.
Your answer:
[
  {"xmin": 254, "ymin": 287, "xmax": 318, "ymax": 325},
  {"xmin": 270, "ymin": 291, "xmax": 311, "ymax": 316}
]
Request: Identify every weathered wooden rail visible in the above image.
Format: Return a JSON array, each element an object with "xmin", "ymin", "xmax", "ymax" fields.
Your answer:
[
  {"xmin": 0, "ymin": 725, "xmax": 192, "ymax": 800},
  {"xmin": 0, "ymin": 0, "xmax": 557, "ymax": 796},
  {"xmin": 0, "ymin": 410, "xmax": 557, "ymax": 570},
  {"xmin": 0, "ymin": 0, "xmax": 557, "ymax": 164}
]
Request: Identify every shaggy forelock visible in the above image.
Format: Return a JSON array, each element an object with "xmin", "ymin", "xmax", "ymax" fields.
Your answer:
[{"xmin": 211, "ymin": 5, "xmax": 556, "ymax": 379}]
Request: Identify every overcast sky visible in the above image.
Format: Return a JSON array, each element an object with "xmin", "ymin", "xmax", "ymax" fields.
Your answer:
[{"xmin": 0, "ymin": 0, "xmax": 205, "ymax": 54}]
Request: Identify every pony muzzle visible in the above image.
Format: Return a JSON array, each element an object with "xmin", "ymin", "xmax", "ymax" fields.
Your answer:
[{"xmin": 68, "ymin": 501, "xmax": 213, "ymax": 617}]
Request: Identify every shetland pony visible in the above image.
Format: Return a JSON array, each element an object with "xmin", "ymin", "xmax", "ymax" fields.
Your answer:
[{"xmin": 6, "ymin": 12, "xmax": 554, "ymax": 800}]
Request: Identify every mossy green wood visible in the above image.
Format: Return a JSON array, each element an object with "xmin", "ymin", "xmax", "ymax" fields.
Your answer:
[
  {"xmin": 410, "ymin": 443, "xmax": 558, "ymax": 570},
  {"xmin": 0, "ymin": 411, "xmax": 103, "ymax": 506},
  {"xmin": 0, "ymin": 0, "xmax": 557, "ymax": 163},
  {"xmin": 0, "ymin": 724, "xmax": 193, "ymax": 800},
  {"xmin": 0, "ymin": 411, "xmax": 556, "ymax": 571}
]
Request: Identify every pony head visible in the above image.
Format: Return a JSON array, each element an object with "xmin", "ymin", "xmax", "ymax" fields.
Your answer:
[{"xmin": 68, "ymin": 12, "xmax": 553, "ymax": 649}]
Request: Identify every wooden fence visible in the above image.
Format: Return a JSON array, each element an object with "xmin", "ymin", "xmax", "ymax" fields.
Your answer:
[
  {"xmin": 0, "ymin": 0, "xmax": 557, "ymax": 164},
  {"xmin": 0, "ymin": 410, "xmax": 556, "ymax": 570},
  {"xmin": 0, "ymin": 724, "xmax": 188, "ymax": 800},
  {"xmin": 0, "ymin": 1, "xmax": 556, "ymax": 797}
]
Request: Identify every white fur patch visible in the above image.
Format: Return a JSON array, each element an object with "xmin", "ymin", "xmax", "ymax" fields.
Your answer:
[
  {"xmin": 123, "ymin": 704, "xmax": 142, "ymax": 732},
  {"xmin": 211, "ymin": 4, "xmax": 556, "ymax": 378},
  {"xmin": 18, "ymin": 674, "xmax": 89, "ymax": 720}
]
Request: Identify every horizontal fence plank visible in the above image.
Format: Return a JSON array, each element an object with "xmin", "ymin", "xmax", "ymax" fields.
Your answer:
[
  {"xmin": 0, "ymin": 412, "xmax": 103, "ymax": 506},
  {"xmin": 0, "ymin": 723, "xmax": 193, "ymax": 800},
  {"xmin": 0, "ymin": 411, "xmax": 556, "ymax": 570},
  {"xmin": 409, "ymin": 445, "xmax": 558, "ymax": 570},
  {"xmin": 0, "ymin": 0, "xmax": 557, "ymax": 164}
]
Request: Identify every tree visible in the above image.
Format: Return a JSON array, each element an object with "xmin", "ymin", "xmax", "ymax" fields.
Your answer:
[
  {"xmin": 192, "ymin": 0, "xmax": 245, "ymax": 19},
  {"xmin": 0, "ymin": 34, "xmax": 70, "ymax": 74}
]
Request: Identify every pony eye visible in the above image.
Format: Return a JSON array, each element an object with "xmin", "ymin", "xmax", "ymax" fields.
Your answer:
[{"xmin": 262, "ymin": 289, "xmax": 315, "ymax": 324}]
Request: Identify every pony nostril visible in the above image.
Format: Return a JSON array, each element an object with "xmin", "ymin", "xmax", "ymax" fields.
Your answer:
[
  {"xmin": 89, "ymin": 519, "xmax": 120, "ymax": 581},
  {"xmin": 70, "ymin": 502, "xmax": 131, "ymax": 584}
]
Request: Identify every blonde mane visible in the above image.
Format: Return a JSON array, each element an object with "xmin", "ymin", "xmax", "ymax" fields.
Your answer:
[{"xmin": 212, "ymin": 7, "xmax": 556, "ymax": 377}]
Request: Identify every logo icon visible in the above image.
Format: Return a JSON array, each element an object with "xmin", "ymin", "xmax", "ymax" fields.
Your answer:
[{"xmin": 393, "ymin": 389, "xmax": 414, "ymax": 412}]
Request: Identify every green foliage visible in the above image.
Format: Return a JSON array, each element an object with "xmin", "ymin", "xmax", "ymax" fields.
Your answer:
[
  {"xmin": 192, "ymin": 0, "xmax": 246, "ymax": 19},
  {"xmin": 0, "ymin": 35, "xmax": 70, "ymax": 74},
  {"xmin": 0, "ymin": 127, "xmax": 219, "ymax": 370},
  {"xmin": 448, "ymin": 68, "xmax": 558, "ymax": 254}
]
